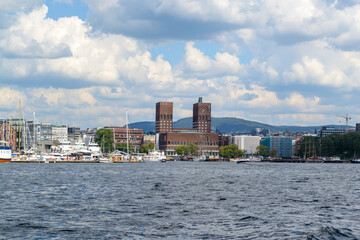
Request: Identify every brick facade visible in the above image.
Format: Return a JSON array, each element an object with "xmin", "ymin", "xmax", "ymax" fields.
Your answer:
[
  {"xmin": 105, "ymin": 126, "xmax": 144, "ymax": 149},
  {"xmin": 156, "ymin": 97, "xmax": 219, "ymax": 156},
  {"xmin": 159, "ymin": 132, "xmax": 219, "ymax": 156},
  {"xmin": 156, "ymin": 102, "xmax": 173, "ymax": 134},
  {"xmin": 193, "ymin": 98, "xmax": 211, "ymax": 133}
]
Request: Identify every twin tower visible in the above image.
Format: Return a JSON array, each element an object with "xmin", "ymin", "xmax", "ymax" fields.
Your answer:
[
  {"xmin": 155, "ymin": 97, "xmax": 219, "ymax": 156},
  {"xmin": 155, "ymin": 97, "xmax": 211, "ymax": 134}
]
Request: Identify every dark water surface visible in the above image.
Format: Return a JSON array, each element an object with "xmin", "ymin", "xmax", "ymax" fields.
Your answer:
[{"xmin": 0, "ymin": 162, "xmax": 359, "ymax": 239}]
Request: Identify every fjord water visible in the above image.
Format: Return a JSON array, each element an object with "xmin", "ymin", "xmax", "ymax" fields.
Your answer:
[{"xmin": 0, "ymin": 162, "xmax": 359, "ymax": 239}]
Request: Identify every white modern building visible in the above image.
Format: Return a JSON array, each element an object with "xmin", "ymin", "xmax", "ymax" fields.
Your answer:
[
  {"xmin": 229, "ymin": 135, "xmax": 260, "ymax": 154},
  {"xmin": 52, "ymin": 125, "xmax": 68, "ymax": 142}
]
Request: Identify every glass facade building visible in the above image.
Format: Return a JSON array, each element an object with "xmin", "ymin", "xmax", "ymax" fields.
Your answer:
[{"xmin": 261, "ymin": 136, "xmax": 293, "ymax": 157}]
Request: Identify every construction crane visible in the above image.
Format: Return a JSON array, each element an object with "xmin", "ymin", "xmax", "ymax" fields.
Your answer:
[{"xmin": 336, "ymin": 114, "xmax": 351, "ymax": 133}]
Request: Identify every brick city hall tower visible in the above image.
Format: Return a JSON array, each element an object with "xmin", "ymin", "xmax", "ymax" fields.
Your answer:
[
  {"xmin": 155, "ymin": 102, "xmax": 173, "ymax": 134},
  {"xmin": 193, "ymin": 97, "xmax": 211, "ymax": 133},
  {"xmin": 155, "ymin": 102, "xmax": 173, "ymax": 148}
]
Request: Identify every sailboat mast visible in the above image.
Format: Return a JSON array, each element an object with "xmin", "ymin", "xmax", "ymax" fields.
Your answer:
[
  {"xmin": 304, "ymin": 138, "xmax": 306, "ymax": 159},
  {"xmin": 126, "ymin": 111, "xmax": 129, "ymax": 156},
  {"xmin": 113, "ymin": 128, "xmax": 115, "ymax": 151},
  {"xmin": 18, "ymin": 99, "xmax": 21, "ymax": 156},
  {"xmin": 1, "ymin": 118, "xmax": 6, "ymax": 141},
  {"xmin": 33, "ymin": 112, "xmax": 36, "ymax": 150},
  {"xmin": 7, "ymin": 119, "xmax": 9, "ymax": 142},
  {"xmin": 10, "ymin": 116, "xmax": 12, "ymax": 149},
  {"xmin": 24, "ymin": 117, "xmax": 26, "ymax": 151}
]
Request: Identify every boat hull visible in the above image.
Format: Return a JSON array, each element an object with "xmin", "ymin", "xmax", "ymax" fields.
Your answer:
[{"xmin": 0, "ymin": 158, "xmax": 11, "ymax": 163}]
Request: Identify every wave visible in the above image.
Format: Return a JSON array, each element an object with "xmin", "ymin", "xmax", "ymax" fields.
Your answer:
[{"xmin": 307, "ymin": 226, "xmax": 357, "ymax": 240}]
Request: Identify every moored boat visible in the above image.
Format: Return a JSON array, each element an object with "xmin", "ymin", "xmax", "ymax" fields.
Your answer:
[
  {"xmin": 351, "ymin": 159, "xmax": 360, "ymax": 164},
  {"xmin": 0, "ymin": 141, "xmax": 12, "ymax": 163},
  {"xmin": 143, "ymin": 149, "xmax": 166, "ymax": 162},
  {"xmin": 236, "ymin": 156, "xmax": 261, "ymax": 164}
]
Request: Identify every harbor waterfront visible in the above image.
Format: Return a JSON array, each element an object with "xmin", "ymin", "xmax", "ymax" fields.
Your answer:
[{"xmin": 0, "ymin": 162, "xmax": 359, "ymax": 239}]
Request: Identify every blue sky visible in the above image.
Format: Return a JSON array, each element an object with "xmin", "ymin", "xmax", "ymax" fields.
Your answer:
[
  {"xmin": 44, "ymin": 0, "xmax": 88, "ymax": 20},
  {"xmin": 1, "ymin": 0, "xmax": 360, "ymax": 128}
]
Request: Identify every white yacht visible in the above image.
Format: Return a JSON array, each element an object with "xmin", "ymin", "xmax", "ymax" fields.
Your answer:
[
  {"xmin": 88, "ymin": 142, "xmax": 101, "ymax": 153},
  {"xmin": 143, "ymin": 149, "xmax": 166, "ymax": 162},
  {"xmin": 74, "ymin": 141, "xmax": 86, "ymax": 150},
  {"xmin": 59, "ymin": 141, "xmax": 72, "ymax": 152}
]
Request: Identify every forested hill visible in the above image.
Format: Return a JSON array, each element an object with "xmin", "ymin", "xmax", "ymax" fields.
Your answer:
[{"xmin": 128, "ymin": 117, "xmax": 350, "ymax": 134}]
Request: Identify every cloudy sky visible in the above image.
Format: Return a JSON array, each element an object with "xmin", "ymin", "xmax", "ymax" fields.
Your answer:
[{"xmin": 1, "ymin": 0, "xmax": 360, "ymax": 128}]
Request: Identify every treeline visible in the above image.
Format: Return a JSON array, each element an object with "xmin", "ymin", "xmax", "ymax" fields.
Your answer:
[
  {"xmin": 298, "ymin": 132, "xmax": 360, "ymax": 158},
  {"xmin": 219, "ymin": 144, "xmax": 245, "ymax": 158}
]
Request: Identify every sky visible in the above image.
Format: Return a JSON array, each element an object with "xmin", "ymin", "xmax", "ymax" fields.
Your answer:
[{"xmin": 1, "ymin": 0, "xmax": 360, "ymax": 129}]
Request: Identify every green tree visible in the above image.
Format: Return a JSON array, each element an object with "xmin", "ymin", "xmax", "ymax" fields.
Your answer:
[
  {"xmin": 256, "ymin": 145, "xmax": 270, "ymax": 157},
  {"xmin": 139, "ymin": 142, "xmax": 156, "ymax": 154},
  {"xmin": 219, "ymin": 144, "xmax": 241, "ymax": 158},
  {"xmin": 116, "ymin": 143, "xmax": 135, "ymax": 153},
  {"xmin": 95, "ymin": 129, "xmax": 114, "ymax": 153},
  {"xmin": 237, "ymin": 149, "xmax": 245, "ymax": 157},
  {"xmin": 175, "ymin": 145, "xmax": 188, "ymax": 156},
  {"xmin": 187, "ymin": 143, "xmax": 197, "ymax": 155}
]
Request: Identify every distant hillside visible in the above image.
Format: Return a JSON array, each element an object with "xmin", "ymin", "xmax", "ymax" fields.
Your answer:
[
  {"xmin": 128, "ymin": 117, "xmax": 350, "ymax": 134},
  {"xmin": 174, "ymin": 117, "xmax": 319, "ymax": 133},
  {"xmin": 128, "ymin": 121, "xmax": 155, "ymax": 133}
]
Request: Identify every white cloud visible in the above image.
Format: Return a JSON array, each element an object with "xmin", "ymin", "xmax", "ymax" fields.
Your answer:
[
  {"xmin": 0, "ymin": 0, "xmax": 42, "ymax": 11},
  {"xmin": 0, "ymin": 88, "xmax": 25, "ymax": 109},
  {"xmin": 283, "ymin": 56, "xmax": 350, "ymax": 88},
  {"xmin": 3, "ymin": 1, "xmax": 360, "ymax": 128},
  {"xmin": 177, "ymin": 42, "xmax": 243, "ymax": 77},
  {"xmin": 30, "ymin": 87, "xmax": 97, "ymax": 107},
  {"xmin": 0, "ymin": 0, "xmax": 43, "ymax": 29},
  {"xmin": 0, "ymin": 5, "xmax": 176, "ymax": 89}
]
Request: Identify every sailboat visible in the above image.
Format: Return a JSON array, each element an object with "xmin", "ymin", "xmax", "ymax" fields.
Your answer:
[
  {"xmin": 125, "ymin": 111, "xmax": 142, "ymax": 162},
  {"xmin": 110, "ymin": 111, "xmax": 142, "ymax": 163}
]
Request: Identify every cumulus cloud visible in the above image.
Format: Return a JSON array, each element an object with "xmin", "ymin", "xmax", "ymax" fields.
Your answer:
[
  {"xmin": 0, "ymin": 88, "xmax": 26, "ymax": 110},
  {"xmin": 0, "ymin": 4, "xmax": 176, "ymax": 90},
  {"xmin": 176, "ymin": 42, "xmax": 243, "ymax": 78},
  {"xmin": 30, "ymin": 87, "xmax": 97, "ymax": 107},
  {"xmin": 83, "ymin": 0, "xmax": 353, "ymax": 45},
  {"xmin": 2, "ymin": 1, "xmax": 360, "ymax": 128},
  {"xmin": 283, "ymin": 56, "xmax": 352, "ymax": 88},
  {"xmin": 0, "ymin": 0, "xmax": 43, "ymax": 28},
  {"xmin": 86, "ymin": 0, "xmax": 251, "ymax": 40}
]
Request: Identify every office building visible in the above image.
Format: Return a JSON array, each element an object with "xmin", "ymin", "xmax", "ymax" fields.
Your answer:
[
  {"xmin": 229, "ymin": 135, "xmax": 260, "ymax": 154},
  {"xmin": 261, "ymin": 136, "xmax": 293, "ymax": 157},
  {"xmin": 319, "ymin": 127, "xmax": 346, "ymax": 137}
]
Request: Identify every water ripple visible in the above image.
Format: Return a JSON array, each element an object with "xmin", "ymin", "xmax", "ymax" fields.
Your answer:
[{"xmin": 0, "ymin": 162, "xmax": 359, "ymax": 239}]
